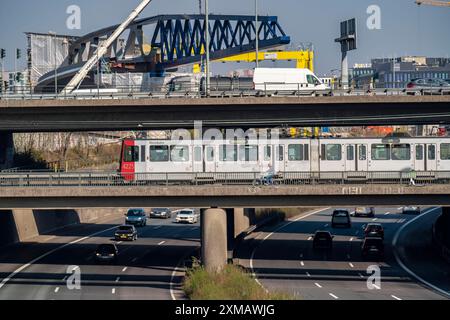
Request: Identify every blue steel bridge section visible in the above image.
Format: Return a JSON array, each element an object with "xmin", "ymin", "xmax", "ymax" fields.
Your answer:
[{"xmin": 36, "ymin": 14, "xmax": 290, "ymax": 90}]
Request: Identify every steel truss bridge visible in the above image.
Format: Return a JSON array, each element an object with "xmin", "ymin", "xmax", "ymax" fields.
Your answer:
[{"xmin": 36, "ymin": 14, "xmax": 290, "ymax": 90}]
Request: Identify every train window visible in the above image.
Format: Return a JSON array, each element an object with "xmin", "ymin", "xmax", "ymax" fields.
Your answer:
[
  {"xmin": 371, "ymin": 144, "xmax": 390, "ymax": 160},
  {"xmin": 321, "ymin": 144, "xmax": 342, "ymax": 161},
  {"xmin": 428, "ymin": 145, "xmax": 436, "ymax": 160},
  {"xmin": 264, "ymin": 146, "xmax": 272, "ymax": 161},
  {"xmin": 440, "ymin": 144, "xmax": 450, "ymax": 160},
  {"xmin": 206, "ymin": 147, "xmax": 214, "ymax": 161},
  {"xmin": 239, "ymin": 145, "xmax": 258, "ymax": 162},
  {"xmin": 170, "ymin": 146, "xmax": 189, "ymax": 162},
  {"xmin": 278, "ymin": 145, "xmax": 284, "ymax": 161},
  {"xmin": 391, "ymin": 144, "xmax": 411, "ymax": 161},
  {"xmin": 288, "ymin": 144, "xmax": 303, "ymax": 161},
  {"xmin": 359, "ymin": 145, "xmax": 367, "ymax": 160},
  {"xmin": 194, "ymin": 147, "xmax": 202, "ymax": 162},
  {"xmin": 416, "ymin": 145, "xmax": 424, "ymax": 160},
  {"xmin": 149, "ymin": 145, "xmax": 169, "ymax": 162},
  {"xmin": 220, "ymin": 145, "xmax": 238, "ymax": 162},
  {"xmin": 124, "ymin": 146, "xmax": 139, "ymax": 162},
  {"xmin": 141, "ymin": 146, "xmax": 146, "ymax": 162},
  {"xmin": 347, "ymin": 146, "xmax": 354, "ymax": 161}
]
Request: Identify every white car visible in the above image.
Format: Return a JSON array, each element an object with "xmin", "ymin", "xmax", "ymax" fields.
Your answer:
[
  {"xmin": 401, "ymin": 206, "xmax": 421, "ymax": 215},
  {"xmin": 352, "ymin": 207, "xmax": 375, "ymax": 217},
  {"xmin": 175, "ymin": 209, "xmax": 199, "ymax": 224}
]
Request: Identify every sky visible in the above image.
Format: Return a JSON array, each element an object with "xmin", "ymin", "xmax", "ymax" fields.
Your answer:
[{"xmin": 0, "ymin": 0, "xmax": 449, "ymax": 75}]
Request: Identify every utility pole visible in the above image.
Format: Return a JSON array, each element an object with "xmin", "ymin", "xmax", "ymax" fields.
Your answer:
[
  {"xmin": 205, "ymin": 0, "xmax": 210, "ymax": 97},
  {"xmin": 255, "ymin": 0, "xmax": 259, "ymax": 68},
  {"xmin": 0, "ymin": 49, "xmax": 4, "ymax": 95}
]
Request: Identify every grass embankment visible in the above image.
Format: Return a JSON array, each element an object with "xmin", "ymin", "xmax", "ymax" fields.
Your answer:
[{"xmin": 184, "ymin": 263, "xmax": 291, "ymax": 300}]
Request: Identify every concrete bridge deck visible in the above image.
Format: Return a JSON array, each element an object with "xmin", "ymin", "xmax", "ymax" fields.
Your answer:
[
  {"xmin": 1, "ymin": 95, "xmax": 450, "ymax": 131},
  {"xmin": 1, "ymin": 184, "xmax": 450, "ymax": 208}
]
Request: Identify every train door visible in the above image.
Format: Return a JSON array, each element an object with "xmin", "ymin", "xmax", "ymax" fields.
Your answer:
[
  {"xmin": 192, "ymin": 145, "xmax": 203, "ymax": 172},
  {"xmin": 345, "ymin": 144, "xmax": 368, "ymax": 172},
  {"xmin": 275, "ymin": 145, "xmax": 286, "ymax": 172},
  {"xmin": 414, "ymin": 144, "xmax": 437, "ymax": 171},
  {"xmin": 261, "ymin": 145, "xmax": 273, "ymax": 172},
  {"xmin": 204, "ymin": 145, "xmax": 216, "ymax": 173},
  {"xmin": 427, "ymin": 144, "xmax": 437, "ymax": 171}
]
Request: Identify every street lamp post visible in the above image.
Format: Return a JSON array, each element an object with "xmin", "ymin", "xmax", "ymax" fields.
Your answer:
[
  {"xmin": 205, "ymin": 0, "xmax": 210, "ymax": 97},
  {"xmin": 255, "ymin": 0, "xmax": 259, "ymax": 68},
  {"xmin": 49, "ymin": 31, "xmax": 58, "ymax": 94}
]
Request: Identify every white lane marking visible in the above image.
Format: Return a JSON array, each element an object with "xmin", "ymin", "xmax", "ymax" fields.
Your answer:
[
  {"xmin": 248, "ymin": 208, "xmax": 331, "ymax": 293},
  {"xmin": 329, "ymin": 293, "xmax": 339, "ymax": 299},
  {"xmin": 384, "ymin": 212, "xmax": 390, "ymax": 215},
  {"xmin": 354, "ymin": 230, "xmax": 359, "ymax": 236},
  {"xmin": 392, "ymin": 207, "xmax": 450, "ymax": 299},
  {"xmin": 299, "ymin": 253, "xmax": 303, "ymax": 258},
  {"xmin": 0, "ymin": 225, "xmax": 118, "ymax": 290},
  {"xmin": 62, "ymin": 276, "xmax": 67, "ymax": 281},
  {"xmin": 112, "ymin": 288, "xmax": 116, "ymax": 294},
  {"xmin": 391, "ymin": 295, "xmax": 402, "ymax": 300},
  {"xmin": 372, "ymin": 218, "xmax": 378, "ymax": 221},
  {"xmin": 115, "ymin": 277, "xmax": 120, "ymax": 283},
  {"xmin": 349, "ymin": 263, "xmax": 354, "ymax": 268},
  {"xmin": 190, "ymin": 227, "xmax": 197, "ymax": 231},
  {"xmin": 315, "ymin": 283, "xmax": 322, "ymax": 288},
  {"xmin": 153, "ymin": 226, "xmax": 162, "ymax": 230},
  {"xmin": 158, "ymin": 241, "xmax": 166, "ymax": 246},
  {"xmin": 397, "ymin": 207, "xmax": 403, "ymax": 210},
  {"xmin": 307, "ymin": 236, "xmax": 313, "ymax": 241},
  {"xmin": 300, "ymin": 261, "xmax": 305, "ymax": 267},
  {"xmin": 372, "ymin": 284, "xmax": 381, "ymax": 290},
  {"xmin": 306, "ymin": 272, "xmax": 311, "ymax": 277},
  {"xmin": 349, "ymin": 237, "xmax": 354, "ymax": 242},
  {"xmin": 358, "ymin": 273, "xmax": 364, "ymax": 279},
  {"xmin": 324, "ymin": 224, "xmax": 329, "ymax": 228},
  {"xmin": 54, "ymin": 287, "xmax": 60, "ymax": 293},
  {"xmin": 122, "ymin": 267, "xmax": 128, "ymax": 272},
  {"xmin": 116, "ymin": 241, "xmax": 123, "ymax": 245}
]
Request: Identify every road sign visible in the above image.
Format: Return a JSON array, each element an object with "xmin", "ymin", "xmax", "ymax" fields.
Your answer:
[{"xmin": 335, "ymin": 18, "xmax": 357, "ymax": 53}]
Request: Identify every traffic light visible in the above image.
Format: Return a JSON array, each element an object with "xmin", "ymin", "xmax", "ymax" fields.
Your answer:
[
  {"xmin": 16, "ymin": 49, "xmax": 21, "ymax": 59},
  {"xmin": 0, "ymin": 49, "xmax": 5, "ymax": 59}
]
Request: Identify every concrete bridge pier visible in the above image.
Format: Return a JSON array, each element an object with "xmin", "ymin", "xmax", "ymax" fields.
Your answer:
[
  {"xmin": 201, "ymin": 208, "xmax": 228, "ymax": 272},
  {"xmin": 0, "ymin": 132, "xmax": 14, "ymax": 170}
]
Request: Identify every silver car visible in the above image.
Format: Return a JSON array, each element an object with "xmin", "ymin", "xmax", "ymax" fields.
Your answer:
[{"xmin": 406, "ymin": 78, "xmax": 450, "ymax": 95}]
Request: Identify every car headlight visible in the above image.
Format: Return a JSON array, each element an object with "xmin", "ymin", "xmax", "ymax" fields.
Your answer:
[{"xmin": 96, "ymin": 253, "xmax": 101, "ymax": 256}]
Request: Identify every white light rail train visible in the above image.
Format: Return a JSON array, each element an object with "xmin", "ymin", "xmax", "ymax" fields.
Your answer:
[{"xmin": 119, "ymin": 137, "xmax": 450, "ymax": 182}]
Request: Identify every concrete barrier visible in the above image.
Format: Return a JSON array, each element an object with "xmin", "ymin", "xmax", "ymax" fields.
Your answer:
[{"xmin": 0, "ymin": 207, "xmax": 127, "ymax": 247}]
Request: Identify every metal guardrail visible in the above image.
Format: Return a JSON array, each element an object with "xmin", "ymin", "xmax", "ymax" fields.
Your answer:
[
  {"xmin": 1, "ymin": 84, "xmax": 449, "ymax": 101},
  {"xmin": 0, "ymin": 171, "xmax": 449, "ymax": 187}
]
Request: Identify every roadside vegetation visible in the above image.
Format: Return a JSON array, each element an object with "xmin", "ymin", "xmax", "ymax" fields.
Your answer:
[
  {"xmin": 183, "ymin": 263, "xmax": 292, "ymax": 300},
  {"xmin": 255, "ymin": 207, "xmax": 319, "ymax": 224}
]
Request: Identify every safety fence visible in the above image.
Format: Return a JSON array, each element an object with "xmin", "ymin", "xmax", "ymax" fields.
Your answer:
[{"xmin": 0, "ymin": 170, "xmax": 449, "ymax": 187}]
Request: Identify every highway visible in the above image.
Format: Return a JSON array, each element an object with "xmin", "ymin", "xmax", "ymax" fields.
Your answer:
[
  {"xmin": 0, "ymin": 215, "xmax": 200, "ymax": 300},
  {"xmin": 239, "ymin": 207, "xmax": 450, "ymax": 300}
]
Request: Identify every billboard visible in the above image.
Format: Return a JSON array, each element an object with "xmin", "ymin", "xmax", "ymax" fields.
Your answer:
[{"xmin": 335, "ymin": 18, "xmax": 357, "ymax": 52}]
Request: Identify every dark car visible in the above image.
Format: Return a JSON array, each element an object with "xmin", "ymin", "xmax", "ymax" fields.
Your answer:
[
  {"xmin": 114, "ymin": 225, "xmax": 138, "ymax": 241},
  {"xmin": 361, "ymin": 237, "xmax": 384, "ymax": 259},
  {"xmin": 331, "ymin": 209, "xmax": 352, "ymax": 228},
  {"xmin": 95, "ymin": 244, "xmax": 118, "ymax": 263},
  {"xmin": 312, "ymin": 231, "xmax": 333, "ymax": 251},
  {"xmin": 124, "ymin": 208, "xmax": 147, "ymax": 227},
  {"xmin": 401, "ymin": 206, "xmax": 421, "ymax": 215},
  {"xmin": 364, "ymin": 223, "xmax": 384, "ymax": 239},
  {"xmin": 150, "ymin": 208, "xmax": 172, "ymax": 219}
]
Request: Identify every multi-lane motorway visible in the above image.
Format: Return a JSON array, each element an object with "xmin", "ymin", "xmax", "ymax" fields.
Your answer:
[
  {"xmin": 0, "ymin": 216, "xmax": 200, "ymax": 300},
  {"xmin": 239, "ymin": 207, "xmax": 450, "ymax": 300},
  {"xmin": 0, "ymin": 207, "xmax": 449, "ymax": 300}
]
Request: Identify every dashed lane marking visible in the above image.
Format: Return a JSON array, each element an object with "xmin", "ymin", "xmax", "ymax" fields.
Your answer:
[
  {"xmin": 329, "ymin": 293, "xmax": 339, "ymax": 299},
  {"xmin": 300, "ymin": 261, "xmax": 305, "ymax": 267},
  {"xmin": 315, "ymin": 283, "xmax": 322, "ymax": 288},
  {"xmin": 158, "ymin": 241, "xmax": 166, "ymax": 246},
  {"xmin": 391, "ymin": 295, "xmax": 402, "ymax": 300},
  {"xmin": 349, "ymin": 263, "xmax": 354, "ymax": 268},
  {"xmin": 122, "ymin": 267, "xmax": 128, "ymax": 272},
  {"xmin": 54, "ymin": 287, "xmax": 60, "ymax": 293},
  {"xmin": 112, "ymin": 288, "xmax": 116, "ymax": 294}
]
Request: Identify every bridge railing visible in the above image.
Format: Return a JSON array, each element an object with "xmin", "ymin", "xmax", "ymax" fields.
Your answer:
[
  {"xmin": 1, "ymin": 83, "xmax": 449, "ymax": 101},
  {"xmin": 0, "ymin": 171, "xmax": 449, "ymax": 187}
]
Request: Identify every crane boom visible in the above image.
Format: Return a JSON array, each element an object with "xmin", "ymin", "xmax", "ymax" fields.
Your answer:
[
  {"xmin": 62, "ymin": 0, "xmax": 153, "ymax": 94},
  {"xmin": 415, "ymin": 0, "xmax": 450, "ymax": 7}
]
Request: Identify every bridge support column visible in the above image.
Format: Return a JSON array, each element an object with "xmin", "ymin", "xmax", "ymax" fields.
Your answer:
[
  {"xmin": 201, "ymin": 208, "xmax": 227, "ymax": 272},
  {"xmin": 0, "ymin": 132, "xmax": 14, "ymax": 170}
]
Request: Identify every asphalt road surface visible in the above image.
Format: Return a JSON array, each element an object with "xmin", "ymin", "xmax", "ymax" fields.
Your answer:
[
  {"xmin": 0, "ymin": 216, "xmax": 200, "ymax": 300},
  {"xmin": 240, "ymin": 207, "xmax": 450, "ymax": 300}
]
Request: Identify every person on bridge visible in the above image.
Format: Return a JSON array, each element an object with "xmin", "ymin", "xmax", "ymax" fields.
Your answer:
[{"xmin": 264, "ymin": 164, "xmax": 276, "ymax": 185}]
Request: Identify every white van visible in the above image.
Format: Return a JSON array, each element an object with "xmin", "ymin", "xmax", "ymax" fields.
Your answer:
[{"xmin": 253, "ymin": 68, "xmax": 330, "ymax": 92}]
